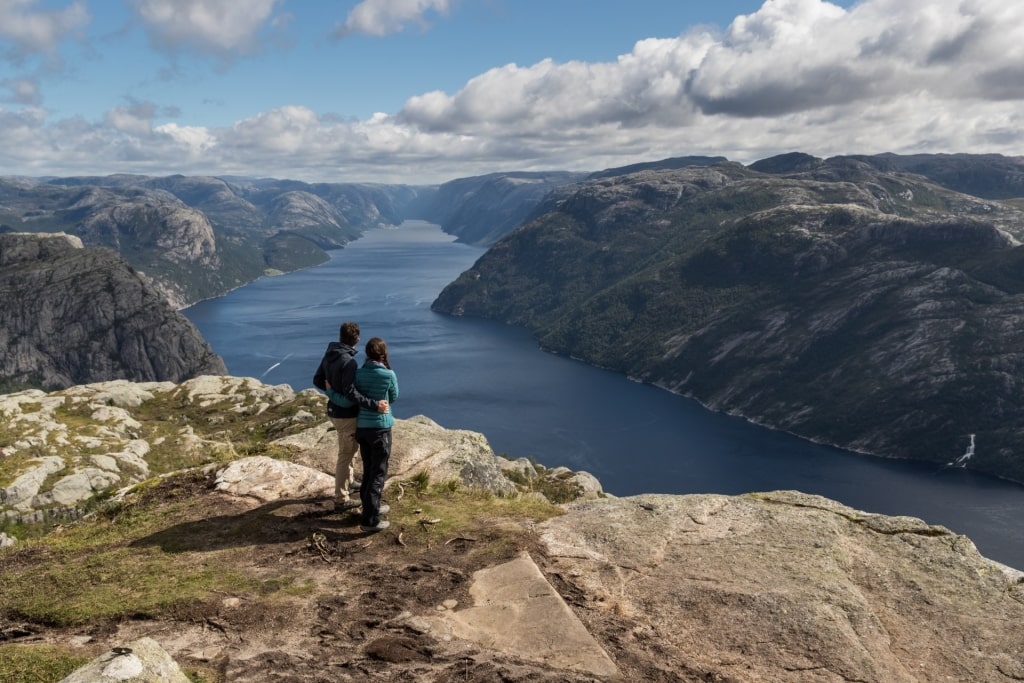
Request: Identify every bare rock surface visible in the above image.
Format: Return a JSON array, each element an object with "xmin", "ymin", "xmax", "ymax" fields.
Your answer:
[
  {"xmin": 214, "ymin": 455, "xmax": 334, "ymax": 502},
  {"xmin": 285, "ymin": 412, "xmax": 602, "ymax": 500},
  {"xmin": 539, "ymin": 491, "xmax": 1024, "ymax": 682},
  {"xmin": 0, "ymin": 376, "xmax": 303, "ymax": 522},
  {"xmin": 420, "ymin": 551, "xmax": 619, "ymax": 677},
  {"xmin": 5, "ymin": 377, "xmax": 1024, "ymax": 682}
]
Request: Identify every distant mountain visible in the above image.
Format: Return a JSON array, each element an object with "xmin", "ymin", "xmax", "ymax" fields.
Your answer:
[
  {"xmin": 0, "ymin": 175, "xmax": 428, "ymax": 307},
  {"xmin": 861, "ymin": 153, "xmax": 1024, "ymax": 200},
  {"xmin": 432, "ymin": 157, "xmax": 1024, "ymax": 483},
  {"xmin": 748, "ymin": 151, "xmax": 822, "ymax": 174},
  {"xmin": 751, "ymin": 152, "xmax": 1024, "ymax": 200},
  {"xmin": 0, "ymin": 232, "xmax": 226, "ymax": 391},
  {"xmin": 587, "ymin": 155, "xmax": 728, "ymax": 180},
  {"xmin": 420, "ymin": 171, "xmax": 587, "ymax": 246}
]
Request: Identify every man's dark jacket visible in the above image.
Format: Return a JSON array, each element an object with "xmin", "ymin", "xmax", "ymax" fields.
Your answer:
[{"xmin": 313, "ymin": 342, "xmax": 377, "ymax": 418}]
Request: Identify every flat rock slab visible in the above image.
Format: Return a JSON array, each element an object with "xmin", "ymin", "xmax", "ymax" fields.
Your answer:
[
  {"xmin": 214, "ymin": 455, "xmax": 333, "ymax": 502},
  {"xmin": 423, "ymin": 551, "xmax": 619, "ymax": 678}
]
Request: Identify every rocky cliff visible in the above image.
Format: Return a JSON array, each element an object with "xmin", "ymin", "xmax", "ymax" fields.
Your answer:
[
  {"xmin": 0, "ymin": 232, "xmax": 226, "ymax": 391},
  {"xmin": 0, "ymin": 376, "xmax": 1021, "ymax": 682},
  {"xmin": 432, "ymin": 158, "xmax": 1024, "ymax": 483}
]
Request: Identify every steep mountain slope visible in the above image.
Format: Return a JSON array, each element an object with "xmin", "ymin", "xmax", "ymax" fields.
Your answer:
[
  {"xmin": 0, "ymin": 175, "xmax": 429, "ymax": 307},
  {"xmin": 0, "ymin": 232, "xmax": 226, "ymax": 391},
  {"xmin": 420, "ymin": 171, "xmax": 586, "ymax": 246},
  {"xmin": 0, "ymin": 179, "xmax": 264, "ymax": 307},
  {"xmin": 432, "ymin": 158, "xmax": 1024, "ymax": 483},
  {"xmin": 863, "ymin": 152, "xmax": 1024, "ymax": 200}
]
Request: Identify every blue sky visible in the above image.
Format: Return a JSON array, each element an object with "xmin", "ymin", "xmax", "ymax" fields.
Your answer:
[{"xmin": 1, "ymin": 0, "xmax": 1022, "ymax": 184}]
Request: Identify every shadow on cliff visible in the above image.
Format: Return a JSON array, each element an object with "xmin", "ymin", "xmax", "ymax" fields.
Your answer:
[{"xmin": 130, "ymin": 496, "xmax": 364, "ymax": 552}]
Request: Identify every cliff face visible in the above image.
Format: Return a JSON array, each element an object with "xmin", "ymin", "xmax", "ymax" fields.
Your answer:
[
  {"xmin": 0, "ymin": 232, "xmax": 226, "ymax": 391},
  {"xmin": 71, "ymin": 188, "xmax": 222, "ymax": 308},
  {"xmin": 432, "ymin": 159, "xmax": 1024, "ymax": 483}
]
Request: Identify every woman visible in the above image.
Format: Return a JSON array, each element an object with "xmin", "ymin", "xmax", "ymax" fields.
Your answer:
[{"xmin": 352, "ymin": 337, "xmax": 398, "ymax": 532}]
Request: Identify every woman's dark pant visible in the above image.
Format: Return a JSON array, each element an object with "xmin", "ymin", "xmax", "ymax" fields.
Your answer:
[{"xmin": 356, "ymin": 427, "xmax": 392, "ymax": 526}]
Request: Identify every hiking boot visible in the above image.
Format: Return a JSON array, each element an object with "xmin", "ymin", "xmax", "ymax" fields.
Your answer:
[
  {"xmin": 334, "ymin": 499, "xmax": 360, "ymax": 513},
  {"xmin": 377, "ymin": 504, "xmax": 390, "ymax": 515},
  {"xmin": 360, "ymin": 520, "xmax": 390, "ymax": 533}
]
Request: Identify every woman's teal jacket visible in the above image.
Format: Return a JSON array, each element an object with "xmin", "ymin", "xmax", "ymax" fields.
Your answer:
[{"xmin": 328, "ymin": 360, "xmax": 397, "ymax": 429}]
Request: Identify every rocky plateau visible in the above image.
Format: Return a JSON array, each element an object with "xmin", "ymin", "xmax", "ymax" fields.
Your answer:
[{"xmin": 0, "ymin": 375, "xmax": 1022, "ymax": 682}]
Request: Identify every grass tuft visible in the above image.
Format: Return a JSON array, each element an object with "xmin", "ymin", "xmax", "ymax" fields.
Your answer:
[
  {"xmin": 385, "ymin": 476, "xmax": 562, "ymax": 555},
  {"xmin": 0, "ymin": 644, "xmax": 89, "ymax": 683}
]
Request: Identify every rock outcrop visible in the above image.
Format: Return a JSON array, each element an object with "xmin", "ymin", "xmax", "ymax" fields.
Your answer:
[
  {"xmin": 0, "ymin": 233, "xmax": 226, "ymax": 392},
  {"xmin": 2, "ymin": 376, "xmax": 1023, "ymax": 682},
  {"xmin": 0, "ymin": 376, "xmax": 600, "ymax": 526}
]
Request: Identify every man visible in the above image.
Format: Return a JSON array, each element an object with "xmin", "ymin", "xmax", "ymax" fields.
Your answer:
[{"xmin": 313, "ymin": 321, "xmax": 389, "ymax": 512}]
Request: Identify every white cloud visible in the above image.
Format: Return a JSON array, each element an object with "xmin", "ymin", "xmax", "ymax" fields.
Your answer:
[
  {"xmin": 334, "ymin": 0, "xmax": 453, "ymax": 38},
  {"xmin": 129, "ymin": 0, "xmax": 285, "ymax": 57},
  {"xmin": 398, "ymin": 31, "xmax": 714, "ymax": 136},
  {"xmin": 1, "ymin": 77, "xmax": 41, "ymax": 105},
  {"xmin": 0, "ymin": 0, "xmax": 88, "ymax": 57},
  {"xmin": 105, "ymin": 101, "xmax": 157, "ymax": 137},
  {"xmin": 2, "ymin": 0, "xmax": 1024, "ymax": 183},
  {"xmin": 154, "ymin": 122, "xmax": 216, "ymax": 154},
  {"xmin": 688, "ymin": 0, "xmax": 1024, "ymax": 115}
]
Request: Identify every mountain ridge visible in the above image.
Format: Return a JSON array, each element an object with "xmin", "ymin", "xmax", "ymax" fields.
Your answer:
[
  {"xmin": 431, "ymin": 156, "xmax": 1024, "ymax": 484},
  {"xmin": 4, "ymin": 151, "xmax": 1024, "ymax": 307}
]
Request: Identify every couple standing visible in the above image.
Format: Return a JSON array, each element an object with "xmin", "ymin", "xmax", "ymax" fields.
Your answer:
[{"xmin": 312, "ymin": 321, "xmax": 399, "ymax": 533}]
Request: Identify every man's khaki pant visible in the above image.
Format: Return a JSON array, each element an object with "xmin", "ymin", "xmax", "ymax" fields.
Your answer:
[{"xmin": 330, "ymin": 416, "xmax": 359, "ymax": 502}]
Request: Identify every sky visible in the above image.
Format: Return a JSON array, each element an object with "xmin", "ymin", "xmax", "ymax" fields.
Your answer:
[{"xmin": 1, "ymin": 0, "xmax": 1023, "ymax": 185}]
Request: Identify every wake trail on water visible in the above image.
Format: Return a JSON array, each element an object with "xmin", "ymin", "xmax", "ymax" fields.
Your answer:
[{"xmin": 261, "ymin": 353, "xmax": 294, "ymax": 378}]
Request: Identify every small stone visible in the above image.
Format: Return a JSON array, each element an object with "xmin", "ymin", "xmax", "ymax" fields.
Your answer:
[{"xmin": 193, "ymin": 647, "xmax": 223, "ymax": 662}]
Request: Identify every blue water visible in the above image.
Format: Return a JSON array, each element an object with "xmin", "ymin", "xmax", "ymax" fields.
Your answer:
[{"xmin": 185, "ymin": 221, "xmax": 1024, "ymax": 570}]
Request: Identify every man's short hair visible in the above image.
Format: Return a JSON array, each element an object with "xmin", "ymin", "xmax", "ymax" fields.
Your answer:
[{"xmin": 339, "ymin": 321, "xmax": 360, "ymax": 345}]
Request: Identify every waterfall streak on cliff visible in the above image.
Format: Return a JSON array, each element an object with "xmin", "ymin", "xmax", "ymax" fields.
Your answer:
[{"xmin": 948, "ymin": 434, "xmax": 976, "ymax": 467}]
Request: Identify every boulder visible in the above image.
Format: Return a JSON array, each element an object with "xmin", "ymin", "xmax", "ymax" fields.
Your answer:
[
  {"xmin": 214, "ymin": 456, "xmax": 333, "ymax": 503},
  {"xmin": 58, "ymin": 637, "xmax": 189, "ymax": 683}
]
